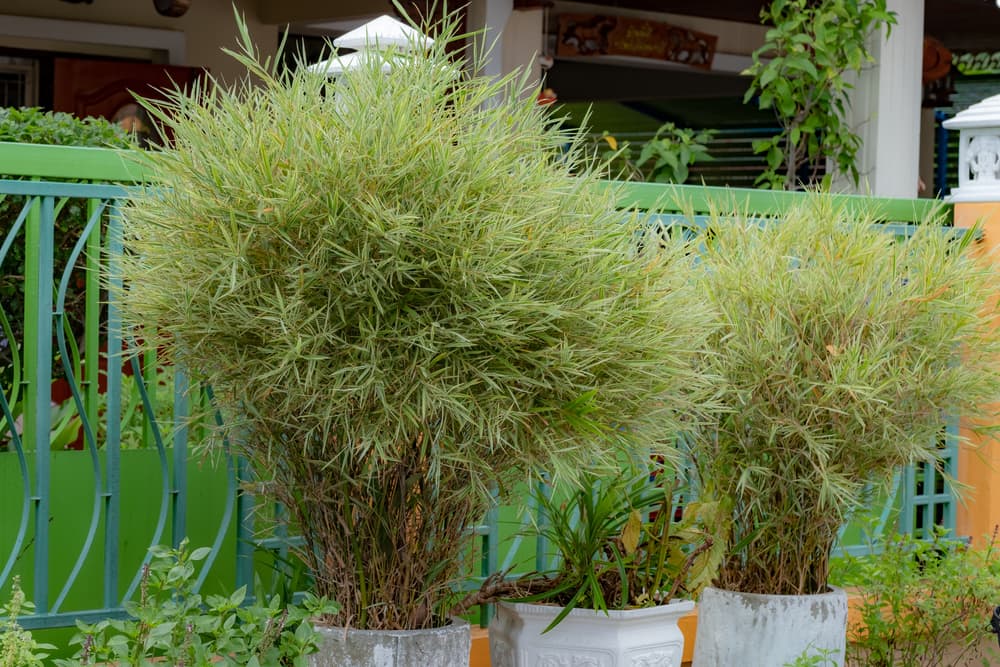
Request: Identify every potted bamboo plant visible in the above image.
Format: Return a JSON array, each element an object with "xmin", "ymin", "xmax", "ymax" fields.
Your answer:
[
  {"xmin": 488, "ymin": 458, "xmax": 720, "ymax": 667},
  {"xmin": 115, "ymin": 11, "xmax": 714, "ymax": 667},
  {"xmin": 688, "ymin": 196, "xmax": 1000, "ymax": 667}
]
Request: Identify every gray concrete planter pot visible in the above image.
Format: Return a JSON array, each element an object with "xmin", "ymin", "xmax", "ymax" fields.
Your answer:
[
  {"xmin": 490, "ymin": 599, "xmax": 695, "ymax": 667},
  {"xmin": 692, "ymin": 586, "xmax": 848, "ymax": 667},
  {"xmin": 309, "ymin": 616, "xmax": 470, "ymax": 667}
]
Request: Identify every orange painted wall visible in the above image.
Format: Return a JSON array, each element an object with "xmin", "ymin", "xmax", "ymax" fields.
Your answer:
[{"xmin": 954, "ymin": 202, "xmax": 1000, "ymax": 547}]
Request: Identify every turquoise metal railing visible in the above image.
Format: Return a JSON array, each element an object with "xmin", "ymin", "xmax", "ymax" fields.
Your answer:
[
  {"xmin": 0, "ymin": 140, "xmax": 965, "ymax": 631},
  {"xmin": 0, "ymin": 176, "xmax": 248, "ymax": 628}
]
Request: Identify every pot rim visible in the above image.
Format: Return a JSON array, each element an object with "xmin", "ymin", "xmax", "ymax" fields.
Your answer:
[
  {"xmin": 497, "ymin": 598, "xmax": 695, "ymax": 621},
  {"xmin": 701, "ymin": 584, "xmax": 846, "ymax": 601},
  {"xmin": 311, "ymin": 615, "xmax": 470, "ymax": 637}
]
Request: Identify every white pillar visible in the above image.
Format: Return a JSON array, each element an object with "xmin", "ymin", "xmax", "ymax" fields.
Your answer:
[
  {"xmin": 467, "ymin": 0, "xmax": 514, "ymax": 79},
  {"xmin": 501, "ymin": 8, "xmax": 545, "ymax": 91},
  {"xmin": 847, "ymin": 0, "xmax": 924, "ymax": 197}
]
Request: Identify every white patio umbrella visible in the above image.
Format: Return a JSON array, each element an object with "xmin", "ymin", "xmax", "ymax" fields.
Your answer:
[{"xmin": 306, "ymin": 15, "xmax": 434, "ymax": 77}]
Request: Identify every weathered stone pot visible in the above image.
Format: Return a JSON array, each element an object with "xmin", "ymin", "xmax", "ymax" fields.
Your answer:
[
  {"xmin": 692, "ymin": 586, "xmax": 848, "ymax": 667},
  {"xmin": 309, "ymin": 616, "xmax": 471, "ymax": 667},
  {"xmin": 489, "ymin": 599, "xmax": 695, "ymax": 667}
]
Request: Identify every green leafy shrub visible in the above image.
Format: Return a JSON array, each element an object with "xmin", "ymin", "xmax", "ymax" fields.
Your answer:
[
  {"xmin": 833, "ymin": 528, "xmax": 1000, "ymax": 667},
  {"xmin": 0, "ymin": 107, "xmax": 131, "ymax": 146},
  {"xmin": 744, "ymin": 0, "xmax": 896, "ymax": 189},
  {"xmin": 56, "ymin": 539, "xmax": 338, "ymax": 667},
  {"xmin": 117, "ymin": 13, "xmax": 714, "ymax": 631},
  {"xmin": 690, "ymin": 195, "xmax": 1000, "ymax": 596}
]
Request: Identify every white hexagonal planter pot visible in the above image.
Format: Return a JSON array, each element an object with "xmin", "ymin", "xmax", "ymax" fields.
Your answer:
[
  {"xmin": 691, "ymin": 586, "xmax": 848, "ymax": 667},
  {"xmin": 489, "ymin": 599, "xmax": 695, "ymax": 667},
  {"xmin": 310, "ymin": 616, "xmax": 470, "ymax": 667}
]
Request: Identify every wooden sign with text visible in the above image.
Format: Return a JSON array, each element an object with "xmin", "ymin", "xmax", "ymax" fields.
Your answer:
[{"xmin": 556, "ymin": 14, "xmax": 717, "ymax": 69}]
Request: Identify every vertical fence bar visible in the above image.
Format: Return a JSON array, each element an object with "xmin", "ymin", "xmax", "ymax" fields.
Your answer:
[
  {"xmin": 104, "ymin": 202, "xmax": 123, "ymax": 607},
  {"xmin": 534, "ymin": 481, "xmax": 550, "ymax": 573},
  {"xmin": 84, "ymin": 199, "xmax": 101, "ymax": 430},
  {"xmin": 945, "ymin": 418, "xmax": 959, "ymax": 535},
  {"xmin": 235, "ymin": 456, "xmax": 255, "ymax": 596},
  {"xmin": 171, "ymin": 369, "xmax": 190, "ymax": 548},
  {"xmin": 479, "ymin": 492, "xmax": 499, "ymax": 627},
  {"xmin": 25, "ymin": 195, "xmax": 54, "ymax": 612}
]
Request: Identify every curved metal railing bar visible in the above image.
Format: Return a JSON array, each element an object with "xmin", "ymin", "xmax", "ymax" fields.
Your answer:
[
  {"xmin": 0, "ymin": 313, "xmax": 22, "ymax": 442},
  {"xmin": 0, "ymin": 309, "xmax": 22, "ymax": 440},
  {"xmin": 0, "ymin": 195, "xmax": 36, "ymax": 263},
  {"xmin": 193, "ymin": 385, "xmax": 239, "ymax": 592},
  {"xmin": 0, "ymin": 196, "xmax": 34, "ymax": 430},
  {"xmin": 0, "ymin": 378, "xmax": 30, "ymax": 591},
  {"xmin": 50, "ymin": 201, "xmax": 108, "ymax": 613},
  {"xmin": 0, "ymin": 200, "xmax": 31, "ymax": 593},
  {"xmin": 0, "ymin": 245, "xmax": 30, "ymax": 589},
  {"xmin": 121, "ymin": 345, "xmax": 171, "ymax": 603}
]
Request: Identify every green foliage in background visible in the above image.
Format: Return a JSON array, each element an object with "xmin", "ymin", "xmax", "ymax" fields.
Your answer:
[
  {"xmin": 0, "ymin": 107, "xmax": 130, "ymax": 147},
  {"xmin": 0, "ymin": 107, "xmax": 133, "ymax": 389},
  {"xmin": 596, "ymin": 123, "xmax": 715, "ymax": 184},
  {"xmin": 744, "ymin": 0, "xmax": 896, "ymax": 189},
  {"xmin": 834, "ymin": 528, "xmax": 1000, "ymax": 667},
  {"xmin": 691, "ymin": 195, "xmax": 1000, "ymax": 596},
  {"xmin": 116, "ymin": 11, "xmax": 714, "ymax": 631}
]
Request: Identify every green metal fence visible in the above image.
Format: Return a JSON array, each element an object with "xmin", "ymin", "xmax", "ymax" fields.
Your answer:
[
  {"xmin": 0, "ymin": 140, "xmax": 963, "ymax": 631},
  {"xmin": 0, "ymin": 148, "xmax": 254, "ymax": 629}
]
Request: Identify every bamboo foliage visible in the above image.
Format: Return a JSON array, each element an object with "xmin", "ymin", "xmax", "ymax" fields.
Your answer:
[
  {"xmin": 691, "ymin": 196, "xmax": 1000, "ymax": 596},
  {"xmin": 115, "ymin": 13, "xmax": 714, "ymax": 630}
]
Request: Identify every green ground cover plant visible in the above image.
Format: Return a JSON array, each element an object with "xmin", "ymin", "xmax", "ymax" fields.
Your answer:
[
  {"xmin": 56, "ymin": 540, "xmax": 337, "ymax": 667},
  {"xmin": 0, "ymin": 542, "xmax": 335, "ymax": 667}
]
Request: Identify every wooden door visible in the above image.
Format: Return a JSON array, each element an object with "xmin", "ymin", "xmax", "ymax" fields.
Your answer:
[{"xmin": 53, "ymin": 58, "xmax": 204, "ymax": 145}]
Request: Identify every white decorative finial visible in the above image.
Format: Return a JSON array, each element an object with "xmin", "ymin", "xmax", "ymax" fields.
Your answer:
[{"xmin": 944, "ymin": 94, "xmax": 1000, "ymax": 202}]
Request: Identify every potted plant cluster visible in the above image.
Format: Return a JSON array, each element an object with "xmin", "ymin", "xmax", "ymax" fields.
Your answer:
[
  {"xmin": 116, "ymin": 10, "xmax": 713, "ymax": 666},
  {"xmin": 688, "ymin": 197, "xmax": 1000, "ymax": 666},
  {"xmin": 488, "ymin": 458, "xmax": 720, "ymax": 667}
]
